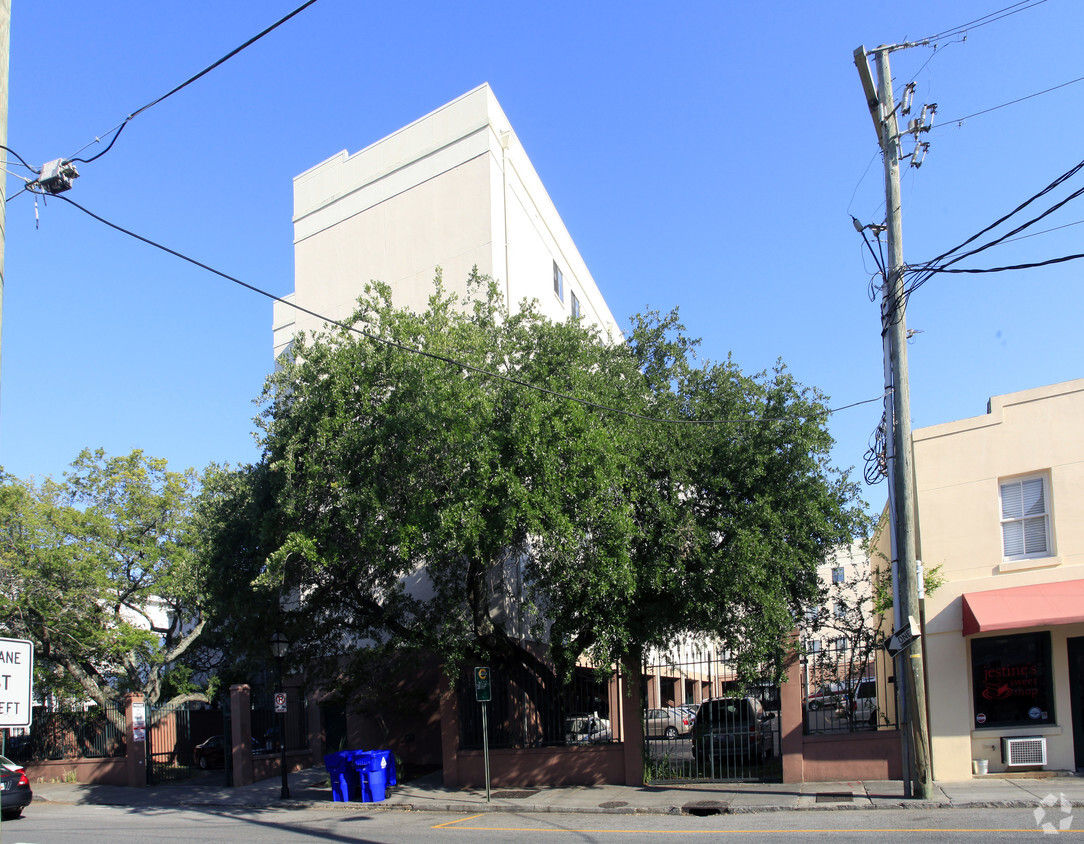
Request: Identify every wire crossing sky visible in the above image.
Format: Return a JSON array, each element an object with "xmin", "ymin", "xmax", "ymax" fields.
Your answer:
[{"xmin": 2, "ymin": 0, "xmax": 1080, "ymax": 506}]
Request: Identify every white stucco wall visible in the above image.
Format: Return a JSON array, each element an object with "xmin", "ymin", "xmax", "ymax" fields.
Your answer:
[{"xmin": 275, "ymin": 83, "xmax": 620, "ymax": 359}]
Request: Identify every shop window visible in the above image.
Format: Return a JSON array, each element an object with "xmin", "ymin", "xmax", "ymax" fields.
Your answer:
[
  {"xmin": 1000, "ymin": 475, "xmax": 1050, "ymax": 560},
  {"xmin": 970, "ymin": 631, "xmax": 1054, "ymax": 729}
]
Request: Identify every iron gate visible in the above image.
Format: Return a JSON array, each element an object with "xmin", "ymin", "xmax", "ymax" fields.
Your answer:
[
  {"xmin": 146, "ymin": 702, "xmax": 193, "ymax": 785},
  {"xmin": 643, "ymin": 651, "xmax": 782, "ymax": 783}
]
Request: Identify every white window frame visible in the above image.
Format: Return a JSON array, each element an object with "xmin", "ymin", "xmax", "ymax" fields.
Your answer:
[
  {"xmin": 831, "ymin": 566, "xmax": 845, "ymax": 584},
  {"xmin": 999, "ymin": 474, "xmax": 1052, "ymax": 561},
  {"xmin": 571, "ymin": 290, "xmax": 581, "ymax": 319},
  {"xmin": 553, "ymin": 260, "xmax": 563, "ymax": 303}
]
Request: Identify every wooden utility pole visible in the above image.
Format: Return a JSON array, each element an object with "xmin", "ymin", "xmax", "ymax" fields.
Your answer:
[{"xmin": 854, "ymin": 43, "xmax": 933, "ymax": 800}]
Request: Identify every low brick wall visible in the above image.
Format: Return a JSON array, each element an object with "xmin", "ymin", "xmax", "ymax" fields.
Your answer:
[
  {"xmin": 454, "ymin": 744, "xmax": 627, "ymax": 789},
  {"xmin": 24, "ymin": 757, "xmax": 129, "ymax": 786},
  {"xmin": 800, "ymin": 730, "xmax": 903, "ymax": 781}
]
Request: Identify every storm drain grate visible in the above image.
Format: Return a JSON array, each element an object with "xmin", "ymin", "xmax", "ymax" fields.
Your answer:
[
  {"xmin": 490, "ymin": 790, "xmax": 539, "ymax": 799},
  {"xmin": 599, "ymin": 801, "xmax": 629, "ymax": 809},
  {"xmin": 683, "ymin": 800, "xmax": 727, "ymax": 816},
  {"xmin": 815, "ymin": 792, "xmax": 854, "ymax": 803}
]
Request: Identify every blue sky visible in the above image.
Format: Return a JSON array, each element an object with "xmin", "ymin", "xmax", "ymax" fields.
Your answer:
[{"xmin": 2, "ymin": 0, "xmax": 1080, "ymax": 510}]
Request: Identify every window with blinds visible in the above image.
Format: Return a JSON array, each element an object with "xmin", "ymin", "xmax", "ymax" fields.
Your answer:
[{"xmin": 1000, "ymin": 476, "xmax": 1050, "ymax": 559}]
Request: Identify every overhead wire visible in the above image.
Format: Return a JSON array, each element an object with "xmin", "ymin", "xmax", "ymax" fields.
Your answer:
[
  {"xmin": 50, "ymin": 193, "xmax": 885, "ymax": 427},
  {"xmin": 916, "ymin": 0, "xmax": 1048, "ymax": 43},
  {"xmin": 67, "ymin": 0, "xmax": 321, "ymax": 165},
  {"xmin": 938, "ymin": 74, "xmax": 1084, "ymax": 128}
]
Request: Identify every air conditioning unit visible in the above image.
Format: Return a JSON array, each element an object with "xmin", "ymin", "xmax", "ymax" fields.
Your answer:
[{"xmin": 1002, "ymin": 736, "xmax": 1047, "ymax": 767}]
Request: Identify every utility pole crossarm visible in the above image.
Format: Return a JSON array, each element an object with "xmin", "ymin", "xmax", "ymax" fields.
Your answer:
[{"xmin": 853, "ymin": 46, "xmax": 881, "ymax": 140}]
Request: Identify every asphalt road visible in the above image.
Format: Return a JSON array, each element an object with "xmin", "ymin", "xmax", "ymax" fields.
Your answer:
[{"xmin": 2, "ymin": 801, "xmax": 1072, "ymax": 842}]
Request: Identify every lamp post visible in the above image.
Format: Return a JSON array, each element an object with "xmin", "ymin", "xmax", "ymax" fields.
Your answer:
[{"xmin": 270, "ymin": 631, "xmax": 290, "ymax": 800}]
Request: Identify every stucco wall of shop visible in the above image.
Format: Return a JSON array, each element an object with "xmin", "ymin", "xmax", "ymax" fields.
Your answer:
[{"xmin": 911, "ymin": 379, "xmax": 1084, "ymax": 780}]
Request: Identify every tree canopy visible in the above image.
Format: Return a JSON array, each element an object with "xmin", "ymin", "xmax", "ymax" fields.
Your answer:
[
  {"xmin": 206, "ymin": 272, "xmax": 868, "ymax": 690},
  {"xmin": 0, "ymin": 449, "xmax": 208, "ymax": 712}
]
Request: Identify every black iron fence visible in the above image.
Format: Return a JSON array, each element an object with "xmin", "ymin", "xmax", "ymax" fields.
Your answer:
[
  {"xmin": 801, "ymin": 638, "xmax": 897, "ymax": 734},
  {"xmin": 458, "ymin": 662, "xmax": 618, "ymax": 750},
  {"xmin": 4, "ymin": 703, "xmax": 127, "ymax": 763},
  {"xmin": 251, "ymin": 688, "xmax": 309, "ymax": 754}
]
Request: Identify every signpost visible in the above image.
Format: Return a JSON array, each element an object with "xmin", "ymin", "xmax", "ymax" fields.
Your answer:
[
  {"xmin": 0, "ymin": 638, "xmax": 34, "ymax": 730},
  {"xmin": 885, "ymin": 615, "xmax": 921, "ymax": 659},
  {"xmin": 475, "ymin": 667, "xmax": 491, "ymax": 802},
  {"xmin": 274, "ymin": 692, "xmax": 288, "ymax": 714}
]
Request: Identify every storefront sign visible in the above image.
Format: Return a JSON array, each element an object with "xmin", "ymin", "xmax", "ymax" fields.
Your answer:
[{"xmin": 971, "ymin": 632, "xmax": 1054, "ymax": 728}]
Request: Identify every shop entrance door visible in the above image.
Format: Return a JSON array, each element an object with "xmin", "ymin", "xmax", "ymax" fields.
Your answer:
[{"xmin": 1067, "ymin": 636, "xmax": 1084, "ymax": 771}]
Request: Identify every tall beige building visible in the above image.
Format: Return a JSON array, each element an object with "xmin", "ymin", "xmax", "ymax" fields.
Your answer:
[
  {"xmin": 274, "ymin": 84, "xmax": 620, "ymax": 358},
  {"xmin": 909, "ymin": 379, "xmax": 1084, "ymax": 779}
]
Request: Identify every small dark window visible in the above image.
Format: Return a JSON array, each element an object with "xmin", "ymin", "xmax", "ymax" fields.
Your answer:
[
  {"xmin": 571, "ymin": 291, "xmax": 581, "ymax": 319},
  {"xmin": 553, "ymin": 260, "xmax": 563, "ymax": 302},
  {"xmin": 971, "ymin": 632, "xmax": 1054, "ymax": 728}
]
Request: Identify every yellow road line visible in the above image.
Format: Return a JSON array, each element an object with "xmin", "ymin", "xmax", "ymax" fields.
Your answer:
[
  {"xmin": 432, "ymin": 813, "xmax": 486, "ymax": 828},
  {"xmin": 433, "ymin": 824, "xmax": 1059, "ymax": 834}
]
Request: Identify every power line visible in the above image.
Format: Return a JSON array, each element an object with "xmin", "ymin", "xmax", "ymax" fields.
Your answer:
[
  {"xmin": 938, "ymin": 74, "xmax": 1084, "ymax": 127},
  {"xmin": 51, "ymin": 193, "xmax": 884, "ymax": 427},
  {"xmin": 67, "ymin": 0, "xmax": 321, "ymax": 165},
  {"xmin": 910, "ymin": 252, "xmax": 1084, "ymax": 275},
  {"xmin": 917, "ymin": 0, "xmax": 1048, "ymax": 43}
]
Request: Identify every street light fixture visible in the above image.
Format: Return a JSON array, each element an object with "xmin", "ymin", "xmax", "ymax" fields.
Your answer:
[{"xmin": 269, "ymin": 631, "xmax": 290, "ymax": 799}]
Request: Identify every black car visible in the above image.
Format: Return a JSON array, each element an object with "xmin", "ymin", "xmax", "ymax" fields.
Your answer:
[
  {"xmin": 690, "ymin": 696, "xmax": 776, "ymax": 767},
  {"xmin": 1, "ymin": 754, "xmax": 33, "ymax": 820},
  {"xmin": 193, "ymin": 735, "xmax": 264, "ymax": 769}
]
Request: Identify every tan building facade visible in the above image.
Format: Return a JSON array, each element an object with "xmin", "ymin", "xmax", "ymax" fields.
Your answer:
[{"xmin": 912, "ymin": 378, "xmax": 1084, "ymax": 780}]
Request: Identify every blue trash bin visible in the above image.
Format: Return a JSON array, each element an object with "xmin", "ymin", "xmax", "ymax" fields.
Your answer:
[
  {"xmin": 323, "ymin": 752, "xmax": 361, "ymax": 803},
  {"xmin": 343, "ymin": 751, "xmax": 374, "ymax": 801},
  {"xmin": 364, "ymin": 752, "xmax": 387, "ymax": 802},
  {"xmin": 368, "ymin": 750, "xmax": 396, "ymax": 787}
]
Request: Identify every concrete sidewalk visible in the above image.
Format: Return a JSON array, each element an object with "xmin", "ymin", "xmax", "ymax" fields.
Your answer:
[{"xmin": 28, "ymin": 767, "xmax": 1084, "ymax": 817}]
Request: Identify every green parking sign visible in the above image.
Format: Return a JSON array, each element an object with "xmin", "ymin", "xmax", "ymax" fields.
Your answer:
[{"xmin": 474, "ymin": 666, "xmax": 491, "ymax": 702}]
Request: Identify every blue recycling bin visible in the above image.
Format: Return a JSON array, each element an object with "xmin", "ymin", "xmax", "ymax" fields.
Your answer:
[
  {"xmin": 365, "ymin": 755, "xmax": 387, "ymax": 802},
  {"xmin": 323, "ymin": 752, "xmax": 361, "ymax": 803},
  {"xmin": 368, "ymin": 750, "xmax": 396, "ymax": 787}
]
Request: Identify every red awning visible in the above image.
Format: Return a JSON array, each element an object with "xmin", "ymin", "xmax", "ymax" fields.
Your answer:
[{"xmin": 961, "ymin": 579, "xmax": 1084, "ymax": 636}]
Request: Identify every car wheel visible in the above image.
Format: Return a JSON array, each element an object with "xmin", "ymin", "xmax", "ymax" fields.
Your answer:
[
  {"xmin": 2, "ymin": 808, "xmax": 22, "ymax": 820},
  {"xmin": 664, "ymin": 726, "xmax": 678, "ymax": 740},
  {"xmin": 198, "ymin": 756, "xmax": 209, "ymax": 770}
]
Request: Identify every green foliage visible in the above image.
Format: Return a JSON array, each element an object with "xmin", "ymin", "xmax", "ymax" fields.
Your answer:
[
  {"xmin": 202, "ymin": 272, "xmax": 868, "ymax": 693},
  {"xmin": 0, "ymin": 449, "xmax": 207, "ymax": 709}
]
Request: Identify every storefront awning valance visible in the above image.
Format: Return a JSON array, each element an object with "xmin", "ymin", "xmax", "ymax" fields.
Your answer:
[{"xmin": 961, "ymin": 579, "xmax": 1084, "ymax": 636}]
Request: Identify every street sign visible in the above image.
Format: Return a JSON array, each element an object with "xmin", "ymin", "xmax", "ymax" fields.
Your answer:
[
  {"xmin": 274, "ymin": 692, "xmax": 288, "ymax": 713},
  {"xmin": 474, "ymin": 667, "xmax": 492, "ymax": 703},
  {"xmin": 0, "ymin": 638, "xmax": 34, "ymax": 728},
  {"xmin": 885, "ymin": 615, "xmax": 921, "ymax": 658}
]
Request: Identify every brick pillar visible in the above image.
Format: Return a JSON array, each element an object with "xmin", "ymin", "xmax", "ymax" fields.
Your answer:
[
  {"xmin": 230, "ymin": 684, "xmax": 254, "ymax": 787},
  {"xmin": 780, "ymin": 635, "xmax": 804, "ymax": 783},
  {"xmin": 438, "ymin": 671, "xmax": 460, "ymax": 788},
  {"xmin": 124, "ymin": 693, "xmax": 147, "ymax": 788},
  {"xmin": 620, "ymin": 655, "xmax": 645, "ymax": 786}
]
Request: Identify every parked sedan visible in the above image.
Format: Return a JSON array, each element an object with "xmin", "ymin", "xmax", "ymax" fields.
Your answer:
[
  {"xmin": 193, "ymin": 735, "xmax": 263, "ymax": 769},
  {"xmin": 1, "ymin": 754, "xmax": 33, "ymax": 820},
  {"xmin": 564, "ymin": 713, "xmax": 613, "ymax": 744},
  {"xmin": 644, "ymin": 707, "xmax": 692, "ymax": 739}
]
